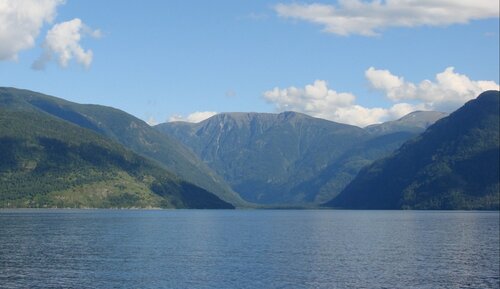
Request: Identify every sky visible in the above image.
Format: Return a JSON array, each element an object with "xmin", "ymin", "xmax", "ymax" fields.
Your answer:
[{"xmin": 1, "ymin": 0, "xmax": 499, "ymax": 127}]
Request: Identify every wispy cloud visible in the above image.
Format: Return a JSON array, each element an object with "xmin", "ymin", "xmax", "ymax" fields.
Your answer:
[
  {"xmin": 275, "ymin": 0, "xmax": 499, "ymax": 36},
  {"xmin": 246, "ymin": 12, "xmax": 269, "ymax": 21},
  {"xmin": 169, "ymin": 111, "xmax": 218, "ymax": 123},
  {"xmin": 146, "ymin": 117, "xmax": 158, "ymax": 126},
  {"xmin": 32, "ymin": 18, "xmax": 100, "ymax": 70},
  {"xmin": 225, "ymin": 89, "xmax": 237, "ymax": 98},
  {"xmin": 263, "ymin": 68, "xmax": 499, "ymax": 127}
]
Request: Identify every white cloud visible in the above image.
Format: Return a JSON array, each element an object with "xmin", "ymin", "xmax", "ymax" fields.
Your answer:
[
  {"xmin": 264, "ymin": 80, "xmax": 355, "ymax": 117},
  {"xmin": 0, "ymin": 0, "xmax": 64, "ymax": 60},
  {"xmin": 169, "ymin": 111, "xmax": 218, "ymax": 123},
  {"xmin": 263, "ymin": 68, "xmax": 498, "ymax": 127},
  {"xmin": 366, "ymin": 67, "xmax": 500, "ymax": 111},
  {"xmin": 275, "ymin": 0, "xmax": 499, "ymax": 36},
  {"xmin": 32, "ymin": 18, "xmax": 99, "ymax": 70},
  {"xmin": 263, "ymin": 79, "xmax": 409, "ymax": 126},
  {"xmin": 365, "ymin": 67, "xmax": 417, "ymax": 101}
]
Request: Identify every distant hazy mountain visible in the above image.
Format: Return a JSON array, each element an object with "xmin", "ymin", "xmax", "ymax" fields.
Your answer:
[
  {"xmin": 0, "ymin": 87, "xmax": 244, "ymax": 206},
  {"xmin": 0, "ymin": 107, "xmax": 233, "ymax": 209},
  {"xmin": 365, "ymin": 111, "xmax": 448, "ymax": 135},
  {"xmin": 157, "ymin": 111, "xmax": 439, "ymax": 204},
  {"xmin": 326, "ymin": 91, "xmax": 499, "ymax": 210}
]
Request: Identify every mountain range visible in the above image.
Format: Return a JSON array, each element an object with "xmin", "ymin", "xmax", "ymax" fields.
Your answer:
[{"xmin": 1, "ymin": 86, "xmax": 497, "ymax": 210}]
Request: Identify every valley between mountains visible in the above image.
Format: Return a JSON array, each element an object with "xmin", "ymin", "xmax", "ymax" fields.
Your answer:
[{"xmin": 1, "ymin": 87, "xmax": 498, "ymax": 210}]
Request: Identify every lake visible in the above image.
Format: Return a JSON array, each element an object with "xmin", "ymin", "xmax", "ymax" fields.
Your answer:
[{"xmin": 0, "ymin": 210, "xmax": 498, "ymax": 289}]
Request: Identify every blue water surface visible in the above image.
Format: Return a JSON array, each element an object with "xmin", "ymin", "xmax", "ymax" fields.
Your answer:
[{"xmin": 0, "ymin": 209, "xmax": 498, "ymax": 289}]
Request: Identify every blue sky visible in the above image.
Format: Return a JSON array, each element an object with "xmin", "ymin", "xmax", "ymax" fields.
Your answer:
[{"xmin": 1, "ymin": 0, "xmax": 499, "ymax": 126}]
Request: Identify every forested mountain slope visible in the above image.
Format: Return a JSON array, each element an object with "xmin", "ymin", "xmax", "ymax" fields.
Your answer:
[
  {"xmin": 0, "ymin": 87, "xmax": 244, "ymax": 206},
  {"xmin": 0, "ymin": 108, "xmax": 233, "ymax": 209},
  {"xmin": 326, "ymin": 91, "xmax": 499, "ymax": 210}
]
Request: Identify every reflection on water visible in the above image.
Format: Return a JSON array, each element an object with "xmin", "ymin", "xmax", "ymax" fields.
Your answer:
[{"xmin": 0, "ymin": 210, "xmax": 498, "ymax": 289}]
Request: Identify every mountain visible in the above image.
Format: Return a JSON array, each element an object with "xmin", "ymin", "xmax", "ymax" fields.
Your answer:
[
  {"xmin": 156, "ymin": 111, "xmax": 435, "ymax": 205},
  {"xmin": 365, "ymin": 111, "xmax": 448, "ymax": 135},
  {"xmin": 326, "ymin": 91, "xmax": 500, "ymax": 210},
  {"xmin": 0, "ymin": 87, "xmax": 245, "ymax": 206},
  {"xmin": 0, "ymin": 107, "xmax": 233, "ymax": 209}
]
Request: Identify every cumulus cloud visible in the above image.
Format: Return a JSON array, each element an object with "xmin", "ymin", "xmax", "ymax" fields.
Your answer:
[
  {"xmin": 169, "ymin": 111, "xmax": 218, "ymax": 123},
  {"xmin": 366, "ymin": 67, "xmax": 500, "ymax": 111},
  {"xmin": 264, "ymin": 79, "xmax": 414, "ymax": 126},
  {"xmin": 0, "ymin": 0, "xmax": 64, "ymax": 60},
  {"xmin": 263, "ymin": 68, "xmax": 498, "ymax": 127},
  {"xmin": 275, "ymin": 0, "xmax": 499, "ymax": 36},
  {"xmin": 32, "ymin": 18, "xmax": 100, "ymax": 70}
]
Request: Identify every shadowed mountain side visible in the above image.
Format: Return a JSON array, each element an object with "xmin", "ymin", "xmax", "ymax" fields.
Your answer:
[
  {"xmin": 290, "ymin": 131, "xmax": 416, "ymax": 204},
  {"xmin": 326, "ymin": 91, "xmax": 500, "ymax": 210}
]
